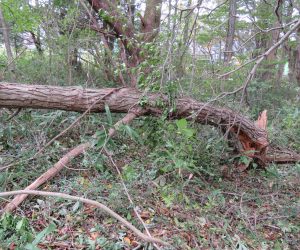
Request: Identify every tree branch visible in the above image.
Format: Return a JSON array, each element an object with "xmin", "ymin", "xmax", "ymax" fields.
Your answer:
[
  {"xmin": 0, "ymin": 190, "xmax": 169, "ymax": 246},
  {"xmin": 3, "ymin": 109, "xmax": 144, "ymax": 212},
  {"xmin": 86, "ymin": 0, "xmax": 135, "ymax": 40},
  {"xmin": 240, "ymin": 18, "xmax": 300, "ymax": 103}
]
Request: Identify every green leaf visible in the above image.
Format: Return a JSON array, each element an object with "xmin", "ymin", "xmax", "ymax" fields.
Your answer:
[
  {"xmin": 16, "ymin": 218, "xmax": 27, "ymax": 231},
  {"xmin": 182, "ymin": 128, "xmax": 195, "ymax": 138},
  {"xmin": 176, "ymin": 119, "xmax": 187, "ymax": 130},
  {"xmin": 105, "ymin": 104, "xmax": 112, "ymax": 125},
  {"xmin": 25, "ymin": 223, "xmax": 56, "ymax": 249},
  {"xmin": 95, "ymin": 130, "xmax": 107, "ymax": 148},
  {"xmin": 122, "ymin": 164, "xmax": 138, "ymax": 181},
  {"xmin": 123, "ymin": 125, "xmax": 143, "ymax": 144}
]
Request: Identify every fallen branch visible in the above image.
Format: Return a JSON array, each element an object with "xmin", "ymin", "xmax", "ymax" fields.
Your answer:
[
  {"xmin": 0, "ymin": 82, "xmax": 269, "ymax": 161},
  {"xmin": 105, "ymin": 148, "xmax": 161, "ymax": 249},
  {"xmin": 3, "ymin": 110, "xmax": 143, "ymax": 212},
  {"xmin": 4, "ymin": 142, "xmax": 90, "ymax": 212},
  {"xmin": 0, "ymin": 88, "xmax": 120, "ymax": 171},
  {"xmin": 0, "ymin": 190, "xmax": 169, "ymax": 246}
]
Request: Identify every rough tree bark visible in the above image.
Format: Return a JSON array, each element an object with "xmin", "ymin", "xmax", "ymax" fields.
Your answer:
[
  {"xmin": 224, "ymin": 0, "xmax": 237, "ymax": 64},
  {"xmin": 140, "ymin": 0, "xmax": 162, "ymax": 42},
  {"xmin": 254, "ymin": 1, "xmax": 283, "ymax": 83},
  {"xmin": 87, "ymin": 0, "xmax": 162, "ymax": 86},
  {"xmin": 1, "ymin": 82, "xmax": 298, "ymax": 165}
]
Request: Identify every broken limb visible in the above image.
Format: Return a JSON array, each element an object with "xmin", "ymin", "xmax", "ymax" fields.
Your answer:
[
  {"xmin": 3, "ymin": 110, "xmax": 143, "ymax": 212},
  {"xmin": 0, "ymin": 190, "xmax": 169, "ymax": 246}
]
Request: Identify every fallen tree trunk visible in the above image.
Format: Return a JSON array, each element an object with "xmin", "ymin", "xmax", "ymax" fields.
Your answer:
[{"xmin": 0, "ymin": 82, "xmax": 299, "ymax": 164}]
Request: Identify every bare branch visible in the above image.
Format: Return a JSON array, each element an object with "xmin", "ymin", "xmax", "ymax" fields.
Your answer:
[
  {"xmin": 219, "ymin": 18, "xmax": 300, "ymax": 92},
  {"xmin": 240, "ymin": 18, "xmax": 300, "ymax": 103},
  {"xmin": 3, "ymin": 142, "xmax": 91, "ymax": 212},
  {"xmin": 105, "ymin": 148, "xmax": 162, "ymax": 249},
  {"xmin": 3, "ymin": 109, "xmax": 144, "ymax": 212},
  {"xmin": 0, "ymin": 190, "xmax": 169, "ymax": 246}
]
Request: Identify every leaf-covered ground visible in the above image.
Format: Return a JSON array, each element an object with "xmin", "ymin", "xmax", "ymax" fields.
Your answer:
[{"xmin": 0, "ymin": 111, "xmax": 299, "ymax": 249}]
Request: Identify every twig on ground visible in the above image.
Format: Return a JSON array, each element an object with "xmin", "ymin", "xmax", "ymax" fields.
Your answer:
[
  {"xmin": 0, "ymin": 88, "xmax": 120, "ymax": 171},
  {"xmin": 3, "ymin": 142, "xmax": 91, "ymax": 212},
  {"xmin": 105, "ymin": 148, "xmax": 162, "ymax": 250},
  {"xmin": 0, "ymin": 190, "xmax": 169, "ymax": 246},
  {"xmin": 5, "ymin": 108, "xmax": 21, "ymax": 121},
  {"xmin": 3, "ymin": 107, "xmax": 144, "ymax": 212}
]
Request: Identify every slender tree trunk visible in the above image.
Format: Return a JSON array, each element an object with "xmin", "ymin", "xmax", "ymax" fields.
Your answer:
[
  {"xmin": 292, "ymin": 29, "xmax": 300, "ymax": 85},
  {"xmin": 30, "ymin": 31, "xmax": 43, "ymax": 55},
  {"xmin": 224, "ymin": 0, "xmax": 237, "ymax": 64},
  {"xmin": 31, "ymin": 0, "xmax": 43, "ymax": 55},
  {"xmin": 0, "ymin": 7, "xmax": 15, "ymax": 76},
  {"xmin": 260, "ymin": 20, "xmax": 281, "ymax": 82},
  {"xmin": 127, "ymin": 0, "xmax": 136, "ymax": 25},
  {"xmin": 296, "ymin": 54, "xmax": 300, "ymax": 86},
  {"xmin": 140, "ymin": 0, "xmax": 162, "ymax": 42},
  {"xmin": 286, "ymin": 3, "xmax": 300, "ymax": 85}
]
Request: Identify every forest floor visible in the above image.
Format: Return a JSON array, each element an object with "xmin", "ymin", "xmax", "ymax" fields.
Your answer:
[{"xmin": 0, "ymin": 111, "xmax": 299, "ymax": 250}]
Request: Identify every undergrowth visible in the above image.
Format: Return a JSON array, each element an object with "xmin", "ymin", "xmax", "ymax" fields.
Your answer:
[{"xmin": 1, "ymin": 107, "xmax": 299, "ymax": 249}]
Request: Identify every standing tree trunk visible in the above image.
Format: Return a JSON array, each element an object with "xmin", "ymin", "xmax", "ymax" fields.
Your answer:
[
  {"xmin": 224, "ymin": 0, "xmax": 237, "ymax": 64},
  {"xmin": 289, "ymin": 29, "xmax": 300, "ymax": 85},
  {"xmin": 30, "ymin": 0, "xmax": 43, "ymax": 55},
  {"xmin": 260, "ymin": 20, "xmax": 281, "ymax": 82},
  {"xmin": 140, "ymin": 0, "xmax": 162, "ymax": 42},
  {"xmin": 295, "ymin": 33, "xmax": 300, "ymax": 85},
  {"xmin": 0, "ymin": 7, "xmax": 15, "ymax": 76},
  {"xmin": 30, "ymin": 31, "xmax": 43, "ymax": 55},
  {"xmin": 87, "ymin": 0, "xmax": 162, "ymax": 87},
  {"xmin": 255, "ymin": 1, "xmax": 283, "ymax": 83}
]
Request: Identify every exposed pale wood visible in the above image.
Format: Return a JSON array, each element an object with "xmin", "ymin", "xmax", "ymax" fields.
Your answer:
[
  {"xmin": 255, "ymin": 110, "xmax": 267, "ymax": 130},
  {"xmin": 4, "ymin": 110, "xmax": 142, "ymax": 212},
  {"xmin": 4, "ymin": 142, "xmax": 90, "ymax": 212}
]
